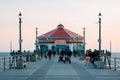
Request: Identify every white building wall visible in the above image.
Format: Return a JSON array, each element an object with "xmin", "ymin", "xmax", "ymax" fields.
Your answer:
[
  {"xmin": 48, "ymin": 44, "xmax": 52, "ymax": 50},
  {"xmin": 68, "ymin": 44, "xmax": 74, "ymax": 52}
]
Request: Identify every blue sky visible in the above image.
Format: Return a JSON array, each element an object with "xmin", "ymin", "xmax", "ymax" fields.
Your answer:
[{"xmin": 0, "ymin": 0, "xmax": 120, "ymax": 52}]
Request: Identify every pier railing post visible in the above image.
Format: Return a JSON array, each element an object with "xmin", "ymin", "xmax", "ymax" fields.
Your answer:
[
  {"xmin": 104, "ymin": 55, "xmax": 107, "ymax": 67},
  {"xmin": 3, "ymin": 57, "xmax": 5, "ymax": 71},
  {"xmin": 14, "ymin": 56, "xmax": 17, "ymax": 68},
  {"xmin": 114, "ymin": 57, "xmax": 116, "ymax": 71},
  {"xmin": 9, "ymin": 57, "xmax": 12, "ymax": 69}
]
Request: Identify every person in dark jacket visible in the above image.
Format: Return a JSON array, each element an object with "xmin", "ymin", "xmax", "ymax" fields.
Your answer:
[{"xmin": 47, "ymin": 50, "xmax": 52, "ymax": 60}]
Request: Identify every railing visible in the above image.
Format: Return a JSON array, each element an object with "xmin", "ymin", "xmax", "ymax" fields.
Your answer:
[
  {"xmin": 0, "ymin": 57, "xmax": 10, "ymax": 71},
  {"xmin": 104, "ymin": 55, "xmax": 120, "ymax": 71},
  {"xmin": 111, "ymin": 57, "xmax": 120, "ymax": 71},
  {"xmin": 0, "ymin": 53, "xmax": 41, "ymax": 71},
  {"xmin": 0, "ymin": 56, "xmax": 27, "ymax": 71}
]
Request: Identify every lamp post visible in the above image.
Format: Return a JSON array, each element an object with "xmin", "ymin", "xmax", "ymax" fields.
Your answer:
[
  {"xmin": 18, "ymin": 12, "xmax": 22, "ymax": 53},
  {"xmin": 35, "ymin": 27, "xmax": 38, "ymax": 53},
  {"xmin": 83, "ymin": 27, "xmax": 85, "ymax": 54},
  {"xmin": 98, "ymin": 12, "xmax": 102, "ymax": 60},
  {"xmin": 10, "ymin": 40, "xmax": 12, "ymax": 53},
  {"xmin": 110, "ymin": 40, "xmax": 112, "ymax": 53},
  {"xmin": 77, "ymin": 34, "xmax": 79, "ymax": 54}
]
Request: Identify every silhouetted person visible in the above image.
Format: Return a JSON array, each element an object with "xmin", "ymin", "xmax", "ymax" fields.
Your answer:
[
  {"xmin": 106, "ymin": 50, "xmax": 111, "ymax": 68},
  {"xmin": 47, "ymin": 50, "xmax": 52, "ymax": 60}
]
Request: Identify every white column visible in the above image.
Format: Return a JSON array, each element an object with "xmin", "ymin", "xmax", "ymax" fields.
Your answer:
[
  {"xmin": 48, "ymin": 44, "xmax": 52, "ymax": 50},
  {"xmin": 68, "ymin": 44, "xmax": 73, "ymax": 52}
]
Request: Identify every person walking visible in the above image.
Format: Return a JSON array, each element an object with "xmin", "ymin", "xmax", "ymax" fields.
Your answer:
[
  {"xmin": 85, "ymin": 49, "xmax": 91, "ymax": 66},
  {"xmin": 45, "ymin": 50, "xmax": 48, "ymax": 60},
  {"xmin": 47, "ymin": 50, "xmax": 52, "ymax": 60}
]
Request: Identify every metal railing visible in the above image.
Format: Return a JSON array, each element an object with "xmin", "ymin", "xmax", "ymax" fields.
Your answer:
[
  {"xmin": 0, "ymin": 56, "xmax": 27, "ymax": 71},
  {"xmin": 0, "ymin": 57, "xmax": 10, "ymax": 71},
  {"xmin": 111, "ymin": 57, "xmax": 120, "ymax": 71},
  {"xmin": 104, "ymin": 55, "xmax": 120, "ymax": 71}
]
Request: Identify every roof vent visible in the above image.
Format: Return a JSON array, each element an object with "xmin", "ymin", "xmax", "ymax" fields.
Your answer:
[{"xmin": 57, "ymin": 24, "xmax": 64, "ymax": 28}]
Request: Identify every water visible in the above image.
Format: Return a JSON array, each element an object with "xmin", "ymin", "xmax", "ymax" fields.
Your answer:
[
  {"xmin": 112, "ymin": 52, "xmax": 120, "ymax": 58},
  {"xmin": 0, "ymin": 52, "xmax": 10, "ymax": 57}
]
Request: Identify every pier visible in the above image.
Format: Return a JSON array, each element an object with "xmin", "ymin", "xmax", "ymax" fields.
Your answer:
[{"xmin": 0, "ymin": 56, "xmax": 120, "ymax": 80}]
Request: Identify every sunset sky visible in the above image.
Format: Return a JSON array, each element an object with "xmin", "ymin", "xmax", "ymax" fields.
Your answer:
[{"xmin": 0, "ymin": 0, "xmax": 120, "ymax": 52}]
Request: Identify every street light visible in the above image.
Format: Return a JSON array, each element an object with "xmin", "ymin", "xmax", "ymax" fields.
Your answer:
[
  {"xmin": 110, "ymin": 40, "xmax": 112, "ymax": 53},
  {"xmin": 10, "ymin": 40, "xmax": 12, "ymax": 53},
  {"xmin": 35, "ymin": 27, "xmax": 38, "ymax": 53},
  {"xmin": 98, "ymin": 12, "xmax": 102, "ymax": 60},
  {"xmin": 76, "ymin": 34, "xmax": 79, "ymax": 54},
  {"xmin": 83, "ymin": 27, "xmax": 85, "ymax": 54},
  {"xmin": 18, "ymin": 12, "xmax": 22, "ymax": 54}
]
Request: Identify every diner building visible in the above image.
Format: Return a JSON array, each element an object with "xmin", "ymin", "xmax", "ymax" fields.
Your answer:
[{"xmin": 37, "ymin": 24, "xmax": 84, "ymax": 54}]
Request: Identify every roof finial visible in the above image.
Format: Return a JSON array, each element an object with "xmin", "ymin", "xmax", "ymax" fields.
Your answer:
[{"xmin": 57, "ymin": 24, "xmax": 64, "ymax": 28}]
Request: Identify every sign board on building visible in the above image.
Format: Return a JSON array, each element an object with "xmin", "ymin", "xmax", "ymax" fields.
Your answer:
[{"xmin": 55, "ymin": 40, "xmax": 66, "ymax": 44}]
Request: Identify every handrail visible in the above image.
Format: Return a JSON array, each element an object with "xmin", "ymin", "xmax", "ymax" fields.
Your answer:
[
  {"xmin": 104, "ymin": 55, "xmax": 120, "ymax": 71},
  {"xmin": 0, "ymin": 55, "xmax": 27, "ymax": 71},
  {"xmin": 111, "ymin": 57, "xmax": 120, "ymax": 71},
  {"xmin": 0, "ymin": 57, "xmax": 9, "ymax": 71}
]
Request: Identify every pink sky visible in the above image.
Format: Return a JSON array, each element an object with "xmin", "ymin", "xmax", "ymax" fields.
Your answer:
[{"xmin": 0, "ymin": 0, "xmax": 120, "ymax": 52}]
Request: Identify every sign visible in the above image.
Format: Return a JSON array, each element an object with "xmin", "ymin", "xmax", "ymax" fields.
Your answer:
[{"xmin": 55, "ymin": 40, "xmax": 66, "ymax": 44}]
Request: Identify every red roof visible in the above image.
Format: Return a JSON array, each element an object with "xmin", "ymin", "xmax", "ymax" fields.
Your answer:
[{"xmin": 38, "ymin": 24, "xmax": 82, "ymax": 38}]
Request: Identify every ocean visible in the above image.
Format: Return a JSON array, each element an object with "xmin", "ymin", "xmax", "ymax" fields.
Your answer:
[
  {"xmin": 0, "ymin": 52, "xmax": 10, "ymax": 57},
  {"xmin": 112, "ymin": 52, "xmax": 120, "ymax": 58}
]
